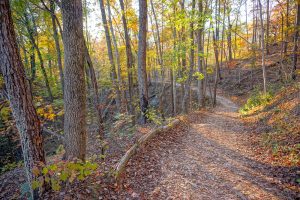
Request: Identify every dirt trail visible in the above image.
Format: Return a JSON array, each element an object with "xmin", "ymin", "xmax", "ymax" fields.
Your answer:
[{"xmin": 120, "ymin": 93, "xmax": 297, "ymax": 200}]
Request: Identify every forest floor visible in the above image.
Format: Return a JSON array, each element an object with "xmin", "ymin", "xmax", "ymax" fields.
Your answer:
[
  {"xmin": 1, "ymin": 52, "xmax": 299, "ymax": 199},
  {"xmin": 114, "ymin": 91, "xmax": 299, "ymax": 200}
]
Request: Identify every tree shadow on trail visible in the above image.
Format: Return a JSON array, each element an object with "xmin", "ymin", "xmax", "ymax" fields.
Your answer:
[{"xmin": 120, "ymin": 114, "xmax": 299, "ymax": 199}]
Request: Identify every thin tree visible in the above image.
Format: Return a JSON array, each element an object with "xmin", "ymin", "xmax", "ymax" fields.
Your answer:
[
  {"xmin": 258, "ymin": 0, "xmax": 267, "ymax": 94},
  {"xmin": 50, "ymin": 0, "xmax": 64, "ymax": 93},
  {"xmin": 266, "ymin": 0, "xmax": 270, "ymax": 55},
  {"xmin": 137, "ymin": 0, "xmax": 149, "ymax": 124},
  {"xmin": 292, "ymin": 0, "xmax": 300, "ymax": 80},
  {"xmin": 99, "ymin": 0, "xmax": 121, "ymax": 111},
  {"xmin": 62, "ymin": 0, "xmax": 87, "ymax": 160},
  {"xmin": 182, "ymin": 0, "xmax": 195, "ymax": 113},
  {"xmin": 107, "ymin": 0, "xmax": 126, "ymax": 110},
  {"xmin": 197, "ymin": 0, "xmax": 205, "ymax": 107},
  {"xmin": 119, "ymin": 0, "xmax": 135, "ymax": 118},
  {"xmin": 0, "ymin": 1, "xmax": 46, "ymax": 198},
  {"xmin": 23, "ymin": 10, "xmax": 54, "ymax": 101}
]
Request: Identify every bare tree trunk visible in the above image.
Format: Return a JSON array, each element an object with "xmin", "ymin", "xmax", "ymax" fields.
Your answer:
[
  {"xmin": 172, "ymin": 19, "xmax": 177, "ymax": 115},
  {"xmin": 182, "ymin": 0, "xmax": 195, "ymax": 113},
  {"xmin": 284, "ymin": 0, "xmax": 289, "ymax": 54},
  {"xmin": 213, "ymin": 33, "xmax": 220, "ymax": 107},
  {"xmin": 292, "ymin": 1, "xmax": 300, "ymax": 80},
  {"xmin": 227, "ymin": 11, "xmax": 233, "ymax": 61},
  {"xmin": 150, "ymin": 0, "xmax": 166, "ymax": 118},
  {"xmin": 0, "ymin": 1, "xmax": 46, "ymax": 198},
  {"xmin": 24, "ymin": 12, "xmax": 53, "ymax": 101},
  {"xmin": 137, "ymin": 0, "xmax": 149, "ymax": 124},
  {"xmin": 119, "ymin": 0, "xmax": 135, "ymax": 119},
  {"xmin": 62, "ymin": 0, "xmax": 87, "ymax": 160},
  {"xmin": 258, "ymin": 0, "xmax": 267, "ymax": 94},
  {"xmin": 30, "ymin": 45, "xmax": 36, "ymax": 82},
  {"xmin": 84, "ymin": 42, "xmax": 105, "ymax": 139},
  {"xmin": 50, "ymin": 0, "xmax": 64, "ymax": 93},
  {"xmin": 266, "ymin": 0, "xmax": 270, "ymax": 55},
  {"xmin": 99, "ymin": 0, "xmax": 121, "ymax": 111},
  {"xmin": 107, "ymin": 0, "xmax": 126, "ymax": 111}
]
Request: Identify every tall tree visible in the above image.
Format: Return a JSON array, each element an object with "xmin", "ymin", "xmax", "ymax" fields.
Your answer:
[
  {"xmin": 292, "ymin": 0, "xmax": 300, "ymax": 80},
  {"xmin": 119, "ymin": 0, "xmax": 135, "ymax": 117},
  {"xmin": 23, "ymin": 10, "xmax": 54, "ymax": 101},
  {"xmin": 50, "ymin": 0, "xmax": 64, "ymax": 93},
  {"xmin": 197, "ymin": 0, "xmax": 205, "ymax": 107},
  {"xmin": 137, "ymin": 0, "xmax": 149, "ymax": 124},
  {"xmin": 266, "ymin": 0, "xmax": 270, "ymax": 55},
  {"xmin": 62, "ymin": 0, "xmax": 87, "ymax": 160},
  {"xmin": 258, "ymin": 0, "xmax": 267, "ymax": 94},
  {"xmin": 107, "ymin": 0, "xmax": 125, "ymax": 109},
  {"xmin": 182, "ymin": 0, "xmax": 195, "ymax": 113},
  {"xmin": 0, "ymin": 0, "xmax": 46, "ymax": 198},
  {"xmin": 99, "ymin": 0, "xmax": 121, "ymax": 111}
]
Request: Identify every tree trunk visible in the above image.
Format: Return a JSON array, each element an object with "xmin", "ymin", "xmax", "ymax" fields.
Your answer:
[
  {"xmin": 182, "ymin": 0, "xmax": 195, "ymax": 113},
  {"xmin": 119, "ymin": 0, "xmax": 135, "ymax": 118},
  {"xmin": 258, "ymin": 0, "xmax": 267, "ymax": 94},
  {"xmin": 107, "ymin": 0, "xmax": 126, "ymax": 111},
  {"xmin": 50, "ymin": 0, "xmax": 64, "ymax": 93},
  {"xmin": 137, "ymin": 0, "xmax": 149, "ymax": 124},
  {"xmin": 62, "ymin": 0, "xmax": 87, "ymax": 160},
  {"xmin": 84, "ymin": 42, "xmax": 105, "ymax": 139},
  {"xmin": 227, "ymin": 12, "xmax": 233, "ymax": 61},
  {"xmin": 99, "ymin": 0, "xmax": 121, "ymax": 112},
  {"xmin": 213, "ymin": 33, "xmax": 220, "ymax": 107},
  {"xmin": 284, "ymin": 0, "xmax": 289, "ymax": 54},
  {"xmin": 0, "ymin": 1, "xmax": 46, "ymax": 198},
  {"xmin": 266, "ymin": 0, "xmax": 270, "ymax": 55},
  {"xmin": 24, "ymin": 12, "xmax": 53, "ymax": 101},
  {"xmin": 292, "ymin": 1, "xmax": 300, "ymax": 80}
]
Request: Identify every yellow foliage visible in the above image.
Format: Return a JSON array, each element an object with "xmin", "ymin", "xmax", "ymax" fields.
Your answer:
[{"xmin": 37, "ymin": 105, "xmax": 56, "ymax": 121}]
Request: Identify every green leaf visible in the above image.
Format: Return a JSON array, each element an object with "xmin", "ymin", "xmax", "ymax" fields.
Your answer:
[
  {"xmin": 193, "ymin": 72, "xmax": 204, "ymax": 80},
  {"xmin": 77, "ymin": 174, "xmax": 84, "ymax": 181},
  {"xmin": 42, "ymin": 167, "xmax": 48, "ymax": 175},
  {"xmin": 49, "ymin": 164, "xmax": 57, "ymax": 171},
  {"xmin": 60, "ymin": 172, "xmax": 68, "ymax": 181},
  {"xmin": 32, "ymin": 180, "xmax": 40, "ymax": 190}
]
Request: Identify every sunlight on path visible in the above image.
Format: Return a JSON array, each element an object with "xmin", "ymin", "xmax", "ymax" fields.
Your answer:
[{"xmin": 123, "ymin": 94, "xmax": 295, "ymax": 199}]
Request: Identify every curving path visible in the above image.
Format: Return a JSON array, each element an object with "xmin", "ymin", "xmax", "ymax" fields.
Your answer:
[{"xmin": 120, "ymin": 94, "xmax": 297, "ymax": 200}]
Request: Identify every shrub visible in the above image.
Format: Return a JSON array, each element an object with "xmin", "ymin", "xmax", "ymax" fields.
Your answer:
[
  {"xmin": 239, "ymin": 89, "xmax": 273, "ymax": 115},
  {"xmin": 30, "ymin": 159, "xmax": 99, "ymax": 193}
]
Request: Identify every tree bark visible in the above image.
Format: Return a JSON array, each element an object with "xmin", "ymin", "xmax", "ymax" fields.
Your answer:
[
  {"xmin": 197, "ymin": 0, "xmax": 205, "ymax": 107},
  {"xmin": 23, "ymin": 11, "xmax": 53, "ymax": 101},
  {"xmin": 292, "ymin": 1, "xmax": 300, "ymax": 80},
  {"xmin": 0, "ymin": 1, "xmax": 46, "ymax": 198},
  {"xmin": 84, "ymin": 42, "xmax": 105, "ymax": 139},
  {"xmin": 284, "ymin": 0, "xmax": 289, "ymax": 54},
  {"xmin": 99, "ymin": 0, "xmax": 121, "ymax": 111},
  {"xmin": 50, "ymin": 0, "xmax": 64, "ymax": 94},
  {"xmin": 137, "ymin": 0, "xmax": 149, "ymax": 124},
  {"xmin": 213, "ymin": 33, "xmax": 220, "ymax": 107},
  {"xmin": 266, "ymin": 0, "xmax": 270, "ymax": 55},
  {"xmin": 119, "ymin": 0, "xmax": 135, "ymax": 118},
  {"xmin": 107, "ymin": 0, "xmax": 126, "ymax": 111},
  {"xmin": 227, "ymin": 10, "xmax": 233, "ymax": 61},
  {"xmin": 182, "ymin": 0, "xmax": 195, "ymax": 113},
  {"xmin": 62, "ymin": 0, "xmax": 87, "ymax": 160},
  {"xmin": 258, "ymin": 0, "xmax": 267, "ymax": 94}
]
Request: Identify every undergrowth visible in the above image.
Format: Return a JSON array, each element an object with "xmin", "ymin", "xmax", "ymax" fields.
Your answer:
[
  {"xmin": 241, "ymin": 83, "xmax": 300, "ymax": 166},
  {"xmin": 239, "ymin": 87, "xmax": 273, "ymax": 115}
]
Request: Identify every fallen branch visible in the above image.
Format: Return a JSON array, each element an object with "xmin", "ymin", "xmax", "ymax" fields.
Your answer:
[
  {"xmin": 114, "ymin": 118, "xmax": 180, "ymax": 180},
  {"xmin": 42, "ymin": 127, "xmax": 64, "ymax": 140}
]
